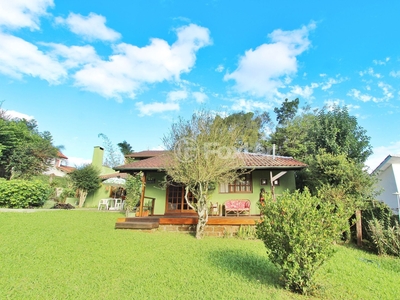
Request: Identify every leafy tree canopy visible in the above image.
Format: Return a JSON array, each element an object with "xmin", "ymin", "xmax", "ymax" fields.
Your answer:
[
  {"xmin": 216, "ymin": 111, "xmax": 272, "ymax": 151},
  {"xmin": 117, "ymin": 140, "xmax": 134, "ymax": 156},
  {"xmin": 68, "ymin": 164, "xmax": 101, "ymax": 207},
  {"xmin": 0, "ymin": 105, "xmax": 58, "ymax": 179},
  {"xmin": 274, "ymin": 98, "xmax": 299, "ymax": 126},
  {"xmin": 268, "ymin": 104, "xmax": 372, "ymax": 165}
]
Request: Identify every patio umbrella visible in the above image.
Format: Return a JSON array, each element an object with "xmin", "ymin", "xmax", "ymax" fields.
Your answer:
[
  {"xmin": 102, "ymin": 177, "xmax": 126, "ymax": 187},
  {"xmin": 102, "ymin": 177, "xmax": 126, "ymax": 197}
]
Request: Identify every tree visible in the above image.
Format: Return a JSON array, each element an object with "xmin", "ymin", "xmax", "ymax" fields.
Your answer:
[
  {"xmin": 268, "ymin": 104, "xmax": 372, "ymax": 165},
  {"xmin": 117, "ymin": 140, "xmax": 133, "ymax": 156},
  {"xmin": 163, "ymin": 110, "xmax": 248, "ymax": 239},
  {"xmin": 98, "ymin": 133, "xmax": 123, "ymax": 167},
  {"xmin": 216, "ymin": 111, "xmax": 272, "ymax": 151},
  {"xmin": 274, "ymin": 98, "xmax": 299, "ymax": 126},
  {"xmin": 0, "ymin": 106, "xmax": 58, "ymax": 179},
  {"xmin": 68, "ymin": 164, "xmax": 101, "ymax": 207},
  {"xmin": 266, "ymin": 101, "xmax": 376, "ymax": 245},
  {"xmin": 302, "ymin": 149, "xmax": 377, "ymax": 214},
  {"xmin": 267, "ymin": 111, "xmax": 315, "ymax": 158},
  {"xmin": 311, "ymin": 106, "xmax": 372, "ymax": 164}
]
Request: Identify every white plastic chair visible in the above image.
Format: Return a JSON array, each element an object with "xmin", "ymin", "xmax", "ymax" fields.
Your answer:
[
  {"xmin": 98, "ymin": 198, "xmax": 109, "ymax": 210},
  {"xmin": 115, "ymin": 199, "xmax": 123, "ymax": 210}
]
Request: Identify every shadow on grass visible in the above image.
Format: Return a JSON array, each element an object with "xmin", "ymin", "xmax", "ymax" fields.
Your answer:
[{"xmin": 208, "ymin": 248, "xmax": 281, "ymax": 287}]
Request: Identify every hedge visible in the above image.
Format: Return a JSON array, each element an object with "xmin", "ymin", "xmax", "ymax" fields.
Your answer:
[{"xmin": 0, "ymin": 179, "xmax": 52, "ymax": 208}]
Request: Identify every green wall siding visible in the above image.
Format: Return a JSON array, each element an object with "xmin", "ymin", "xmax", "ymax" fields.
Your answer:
[
  {"xmin": 142, "ymin": 169, "xmax": 297, "ymax": 215},
  {"xmin": 84, "ymin": 166, "xmax": 118, "ymax": 208},
  {"xmin": 143, "ymin": 172, "xmax": 167, "ymax": 215}
]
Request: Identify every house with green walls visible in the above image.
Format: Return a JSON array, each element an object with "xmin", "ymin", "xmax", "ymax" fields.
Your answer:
[
  {"xmin": 83, "ymin": 146, "xmax": 125, "ymax": 208},
  {"xmin": 115, "ymin": 150, "xmax": 307, "ymax": 216}
]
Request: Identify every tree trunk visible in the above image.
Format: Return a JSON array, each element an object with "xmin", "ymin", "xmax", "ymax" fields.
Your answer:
[
  {"xmin": 78, "ymin": 189, "xmax": 88, "ymax": 208},
  {"xmin": 196, "ymin": 183, "xmax": 209, "ymax": 239},
  {"xmin": 196, "ymin": 204, "xmax": 209, "ymax": 239},
  {"xmin": 184, "ymin": 184, "xmax": 209, "ymax": 239}
]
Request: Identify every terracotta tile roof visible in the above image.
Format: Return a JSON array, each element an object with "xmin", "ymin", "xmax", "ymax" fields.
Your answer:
[
  {"xmin": 125, "ymin": 150, "xmax": 166, "ymax": 158},
  {"xmin": 57, "ymin": 165, "xmax": 75, "ymax": 173},
  {"xmin": 116, "ymin": 154, "xmax": 171, "ymax": 170},
  {"xmin": 240, "ymin": 153, "xmax": 307, "ymax": 168},
  {"xmin": 115, "ymin": 152, "xmax": 306, "ymax": 171},
  {"xmin": 99, "ymin": 172, "xmax": 129, "ymax": 179},
  {"xmin": 57, "ymin": 151, "xmax": 68, "ymax": 159}
]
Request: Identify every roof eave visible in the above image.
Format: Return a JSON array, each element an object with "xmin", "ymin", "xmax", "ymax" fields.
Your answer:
[{"xmin": 115, "ymin": 166, "xmax": 306, "ymax": 171}]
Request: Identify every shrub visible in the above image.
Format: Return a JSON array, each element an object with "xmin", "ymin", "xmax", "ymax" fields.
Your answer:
[
  {"xmin": 68, "ymin": 165, "xmax": 101, "ymax": 207},
  {"xmin": 0, "ymin": 179, "xmax": 52, "ymax": 208},
  {"xmin": 256, "ymin": 189, "xmax": 348, "ymax": 295},
  {"xmin": 124, "ymin": 172, "xmax": 143, "ymax": 216}
]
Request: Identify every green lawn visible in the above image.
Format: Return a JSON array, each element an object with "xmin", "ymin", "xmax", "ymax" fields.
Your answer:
[{"xmin": 0, "ymin": 210, "xmax": 399, "ymax": 299}]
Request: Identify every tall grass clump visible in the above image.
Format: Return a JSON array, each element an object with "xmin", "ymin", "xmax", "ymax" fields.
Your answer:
[{"xmin": 362, "ymin": 200, "xmax": 400, "ymax": 256}]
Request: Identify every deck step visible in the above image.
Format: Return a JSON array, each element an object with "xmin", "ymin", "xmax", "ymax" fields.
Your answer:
[{"xmin": 115, "ymin": 221, "xmax": 159, "ymax": 229}]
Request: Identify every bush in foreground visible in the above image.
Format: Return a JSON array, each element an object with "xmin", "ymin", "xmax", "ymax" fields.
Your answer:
[{"xmin": 256, "ymin": 189, "xmax": 348, "ymax": 295}]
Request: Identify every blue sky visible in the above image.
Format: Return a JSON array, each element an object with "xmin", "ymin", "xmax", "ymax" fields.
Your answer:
[{"xmin": 1, "ymin": 0, "xmax": 399, "ymax": 171}]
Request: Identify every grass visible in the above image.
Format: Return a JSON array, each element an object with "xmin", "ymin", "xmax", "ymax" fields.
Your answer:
[{"xmin": 0, "ymin": 211, "xmax": 399, "ymax": 299}]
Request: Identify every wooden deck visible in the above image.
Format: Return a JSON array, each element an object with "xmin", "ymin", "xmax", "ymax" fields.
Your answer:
[{"xmin": 115, "ymin": 215, "xmax": 261, "ymax": 230}]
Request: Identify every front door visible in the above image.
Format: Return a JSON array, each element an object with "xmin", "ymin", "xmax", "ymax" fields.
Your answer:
[{"xmin": 166, "ymin": 184, "xmax": 196, "ymax": 214}]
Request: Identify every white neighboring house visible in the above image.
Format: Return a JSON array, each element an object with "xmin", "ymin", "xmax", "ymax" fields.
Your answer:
[
  {"xmin": 372, "ymin": 154, "xmax": 400, "ymax": 215},
  {"xmin": 43, "ymin": 151, "xmax": 75, "ymax": 177}
]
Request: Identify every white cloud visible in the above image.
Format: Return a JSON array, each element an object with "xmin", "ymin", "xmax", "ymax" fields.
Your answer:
[
  {"xmin": 73, "ymin": 24, "xmax": 211, "ymax": 99},
  {"xmin": 215, "ymin": 64, "xmax": 224, "ymax": 72},
  {"xmin": 321, "ymin": 76, "xmax": 346, "ymax": 91},
  {"xmin": 67, "ymin": 156, "xmax": 92, "ymax": 167},
  {"xmin": 347, "ymin": 89, "xmax": 376, "ymax": 103},
  {"xmin": 0, "ymin": 0, "xmax": 53, "ymax": 30},
  {"xmin": 5, "ymin": 110, "xmax": 34, "ymax": 120},
  {"xmin": 389, "ymin": 70, "xmax": 400, "ymax": 78},
  {"xmin": 0, "ymin": 32, "xmax": 66, "ymax": 83},
  {"xmin": 135, "ymin": 101, "xmax": 180, "ymax": 116},
  {"xmin": 167, "ymin": 90, "xmax": 188, "ymax": 102},
  {"xmin": 289, "ymin": 84, "xmax": 315, "ymax": 99},
  {"xmin": 55, "ymin": 12, "xmax": 121, "ymax": 42},
  {"xmin": 45, "ymin": 43, "xmax": 100, "ymax": 69},
  {"xmin": 359, "ymin": 67, "xmax": 382, "ymax": 78},
  {"xmin": 324, "ymin": 99, "xmax": 360, "ymax": 111},
  {"xmin": 231, "ymin": 98, "xmax": 274, "ymax": 112},
  {"xmin": 224, "ymin": 23, "xmax": 315, "ymax": 97},
  {"xmin": 192, "ymin": 91, "xmax": 208, "ymax": 103},
  {"xmin": 366, "ymin": 141, "xmax": 400, "ymax": 172},
  {"xmin": 378, "ymin": 82, "xmax": 394, "ymax": 100},
  {"xmin": 373, "ymin": 57, "xmax": 390, "ymax": 65},
  {"xmin": 347, "ymin": 81, "xmax": 394, "ymax": 103}
]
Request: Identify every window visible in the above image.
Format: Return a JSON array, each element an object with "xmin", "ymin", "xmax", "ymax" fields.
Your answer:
[{"xmin": 219, "ymin": 174, "xmax": 252, "ymax": 193}]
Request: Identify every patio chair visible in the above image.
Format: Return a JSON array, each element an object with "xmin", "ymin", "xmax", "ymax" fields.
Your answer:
[
  {"xmin": 209, "ymin": 202, "xmax": 219, "ymax": 216},
  {"xmin": 115, "ymin": 199, "xmax": 123, "ymax": 210},
  {"xmin": 98, "ymin": 198, "xmax": 109, "ymax": 210}
]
